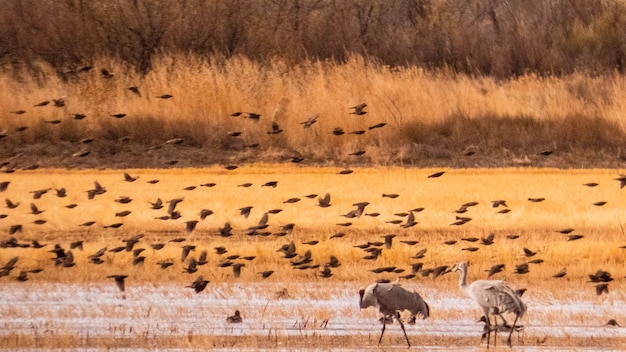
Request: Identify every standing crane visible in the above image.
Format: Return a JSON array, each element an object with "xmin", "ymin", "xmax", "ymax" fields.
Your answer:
[
  {"xmin": 358, "ymin": 282, "xmax": 430, "ymax": 347},
  {"xmin": 452, "ymin": 261, "xmax": 526, "ymax": 348}
]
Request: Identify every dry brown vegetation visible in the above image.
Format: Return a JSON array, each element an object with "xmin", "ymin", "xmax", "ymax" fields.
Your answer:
[
  {"xmin": 2, "ymin": 56, "xmax": 626, "ymax": 170},
  {"xmin": 2, "ymin": 1, "xmax": 626, "ymax": 169},
  {"xmin": 2, "ymin": 0, "xmax": 626, "ymax": 76}
]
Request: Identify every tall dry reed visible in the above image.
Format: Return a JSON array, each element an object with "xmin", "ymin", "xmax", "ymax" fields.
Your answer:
[{"xmin": 1, "ymin": 56, "xmax": 625, "ymax": 168}]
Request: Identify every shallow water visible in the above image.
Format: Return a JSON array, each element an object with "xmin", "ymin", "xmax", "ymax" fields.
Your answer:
[{"xmin": 1, "ymin": 282, "xmax": 625, "ymax": 350}]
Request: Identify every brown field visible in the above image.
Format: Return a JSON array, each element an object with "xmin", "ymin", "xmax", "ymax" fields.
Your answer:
[
  {"xmin": 1, "ymin": 166, "xmax": 625, "ymax": 284},
  {"xmin": 1, "ymin": 166, "xmax": 625, "ymax": 285},
  {"xmin": 1, "ymin": 166, "xmax": 625, "ymax": 349}
]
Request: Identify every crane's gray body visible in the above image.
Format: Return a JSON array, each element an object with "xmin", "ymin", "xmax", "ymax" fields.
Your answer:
[
  {"xmin": 453, "ymin": 261, "xmax": 526, "ymax": 348},
  {"xmin": 359, "ymin": 282, "xmax": 429, "ymax": 347},
  {"xmin": 360, "ymin": 282, "xmax": 430, "ymax": 320}
]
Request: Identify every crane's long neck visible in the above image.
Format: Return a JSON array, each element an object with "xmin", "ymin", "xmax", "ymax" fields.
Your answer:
[{"xmin": 457, "ymin": 265, "xmax": 468, "ymax": 289}]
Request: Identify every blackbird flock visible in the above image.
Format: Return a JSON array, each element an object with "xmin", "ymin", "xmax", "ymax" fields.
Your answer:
[{"xmin": 1, "ymin": 167, "xmax": 625, "ymax": 301}]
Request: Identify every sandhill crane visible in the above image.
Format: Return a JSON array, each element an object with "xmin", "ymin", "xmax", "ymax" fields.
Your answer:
[
  {"xmin": 452, "ymin": 261, "xmax": 526, "ymax": 348},
  {"xmin": 358, "ymin": 282, "xmax": 430, "ymax": 347}
]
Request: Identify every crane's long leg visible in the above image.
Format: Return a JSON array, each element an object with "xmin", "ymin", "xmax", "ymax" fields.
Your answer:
[
  {"xmin": 485, "ymin": 314, "xmax": 491, "ymax": 349},
  {"xmin": 378, "ymin": 316, "xmax": 387, "ymax": 345},
  {"xmin": 507, "ymin": 314, "xmax": 520, "ymax": 348},
  {"xmin": 492, "ymin": 315, "xmax": 498, "ymax": 349},
  {"xmin": 396, "ymin": 312, "xmax": 411, "ymax": 348}
]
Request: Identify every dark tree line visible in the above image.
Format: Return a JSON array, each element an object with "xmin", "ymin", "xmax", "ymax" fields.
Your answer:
[{"xmin": 1, "ymin": 0, "xmax": 625, "ymax": 77}]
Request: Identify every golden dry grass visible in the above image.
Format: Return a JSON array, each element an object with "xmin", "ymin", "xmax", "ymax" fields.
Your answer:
[
  {"xmin": 2, "ymin": 55, "xmax": 625, "ymax": 129},
  {"xmin": 1, "ymin": 57, "xmax": 625, "ymax": 168},
  {"xmin": 0, "ymin": 166, "xmax": 625, "ymax": 296}
]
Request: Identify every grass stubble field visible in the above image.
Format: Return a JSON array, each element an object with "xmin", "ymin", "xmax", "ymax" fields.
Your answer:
[{"xmin": 0, "ymin": 166, "xmax": 625, "ymax": 350}]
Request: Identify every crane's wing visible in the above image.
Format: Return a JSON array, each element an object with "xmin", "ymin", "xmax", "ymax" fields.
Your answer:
[
  {"xmin": 374, "ymin": 283, "xmax": 430, "ymax": 319},
  {"xmin": 484, "ymin": 281, "xmax": 527, "ymax": 317}
]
